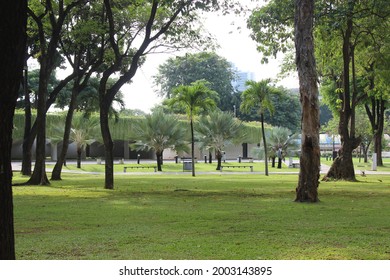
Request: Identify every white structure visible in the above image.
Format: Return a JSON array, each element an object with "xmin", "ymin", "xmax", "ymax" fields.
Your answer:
[{"xmin": 231, "ymin": 64, "xmax": 255, "ymax": 92}]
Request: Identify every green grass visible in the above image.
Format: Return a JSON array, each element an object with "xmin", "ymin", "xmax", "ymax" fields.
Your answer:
[{"xmin": 12, "ymin": 172, "xmax": 390, "ymax": 260}]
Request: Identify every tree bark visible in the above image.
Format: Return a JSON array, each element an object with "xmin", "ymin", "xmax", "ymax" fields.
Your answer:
[
  {"xmin": 0, "ymin": 0, "xmax": 27, "ymax": 259},
  {"xmin": 216, "ymin": 150, "xmax": 222, "ymax": 170},
  {"xmin": 294, "ymin": 0, "xmax": 320, "ymax": 202},
  {"xmin": 21, "ymin": 62, "xmax": 32, "ymax": 176},
  {"xmin": 190, "ymin": 112, "xmax": 196, "ymax": 177},
  {"xmin": 324, "ymin": 9, "xmax": 360, "ymax": 181},
  {"xmin": 156, "ymin": 151, "xmax": 163, "ymax": 171}
]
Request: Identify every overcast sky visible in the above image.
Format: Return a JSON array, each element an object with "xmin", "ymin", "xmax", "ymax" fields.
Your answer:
[{"xmin": 123, "ymin": 1, "xmax": 298, "ymax": 112}]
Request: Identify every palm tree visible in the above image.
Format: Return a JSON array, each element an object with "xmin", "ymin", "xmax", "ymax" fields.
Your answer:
[
  {"xmin": 167, "ymin": 80, "xmax": 219, "ymax": 176},
  {"xmin": 195, "ymin": 110, "xmax": 243, "ymax": 170},
  {"xmin": 70, "ymin": 116, "xmax": 100, "ymax": 168},
  {"xmin": 240, "ymin": 79, "xmax": 277, "ymax": 176},
  {"xmin": 131, "ymin": 109, "xmax": 189, "ymax": 171},
  {"xmin": 267, "ymin": 127, "xmax": 299, "ymax": 168}
]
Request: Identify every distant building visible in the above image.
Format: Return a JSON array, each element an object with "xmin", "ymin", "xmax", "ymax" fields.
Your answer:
[{"xmin": 231, "ymin": 65, "xmax": 255, "ymax": 92}]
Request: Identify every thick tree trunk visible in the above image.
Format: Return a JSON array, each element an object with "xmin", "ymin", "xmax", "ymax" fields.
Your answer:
[
  {"xmin": 0, "ymin": 0, "xmax": 27, "ymax": 259},
  {"xmin": 294, "ymin": 0, "xmax": 320, "ymax": 202},
  {"xmin": 324, "ymin": 11, "xmax": 359, "ymax": 181},
  {"xmin": 324, "ymin": 140, "xmax": 357, "ymax": 181}
]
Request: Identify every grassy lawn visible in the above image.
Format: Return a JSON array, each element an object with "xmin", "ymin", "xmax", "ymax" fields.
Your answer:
[{"xmin": 12, "ymin": 172, "xmax": 390, "ymax": 260}]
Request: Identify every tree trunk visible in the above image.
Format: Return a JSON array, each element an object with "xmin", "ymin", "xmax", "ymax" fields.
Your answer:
[
  {"xmin": 271, "ymin": 156, "xmax": 276, "ymax": 168},
  {"xmin": 21, "ymin": 63, "xmax": 32, "ymax": 176},
  {"xmin": 0, "ymin": 0, "xmax": 27, "ymax": 259},
  {"xmin": 366, "ymin": 98, "xmax": 385, "ymax": 167},
  {"xmin": 277, "ymin": 157, "xmax": 282, "ymax": 169},
  {"xmin": 100, "ymin": 102, "xmax": 114, "ymax": 189},
  {"xmin": 261, "ymin": 113, "xmax": 269, "ymax": 176},
  {"xmin": 324, "ymin": 141, "xmax": 357, "ymax": 181},
  {"xmin": 216, "ymin": 150, "xmax": 222, "ymax": 170},
  {"xmin": 77, "ymin": 145, "xmax": 82, "ymax": 169},
  {"xmin": 324, "ymin": 10, "xmax": 360, "ymax": 181},
  {"xmin": 190, "ymin": 112, "xmax": 196, "ymax": 177},
  {"xmin": 294, "ymin": 0, "xmax": 320, "ymax": 202},
  {"xmin": 156, "ymin": 151, "xmax": 163, "ymax": 171},
  {"xmin": 52, "ymin": 76, "xmax": 81, "ymax": 180},
  {"xmin": 26, "ymin": 60, "xmax": 50, "ymax": 186}
]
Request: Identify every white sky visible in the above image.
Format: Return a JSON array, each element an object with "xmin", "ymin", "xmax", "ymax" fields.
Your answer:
[
  {"xmin": 124, "ymin": 1, "xmax": 299, "ymax": 112},
  {"xmin": 48, "ymin": 0, "xmax": 298, "ymax": 113}
]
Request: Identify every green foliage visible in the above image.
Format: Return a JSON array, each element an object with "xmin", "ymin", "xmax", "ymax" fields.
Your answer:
[
  {"xmin": 240, "ymin": 79, "xmax": 277, "ymax": 116},
  {"xmin": 167, "ymin": 80, "xmax": 219, "ymax": 118},
  {"xmin": 195, "ymin": 110, "xmax": 243, "ymax": 157},
  {"xmin": 130, "ymin": 109, "xmax": 189, "ymax": 156},
  {"xmin": 154, "ymin": 52, "xmax": 236, "ymax": 111},
  {"xmin": 247, "ymin": 0, "xmax": 294, "ymax": 63}
]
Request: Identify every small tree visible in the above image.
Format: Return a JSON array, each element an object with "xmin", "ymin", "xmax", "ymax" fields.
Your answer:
[
  {"xmin": 195, "ymin": 110, "xmax": 243, "ymax": 170},
  {"xmin": 131, "ymin": 110, "xmax": 189, "ymax": 171},
  {"xmin": 70, "ymin": 116, "xmax": 100, "ymax": 169},
  {"xmin": 167, "ymin": 80, "xmax": 218, "ymax": 177},
  {"xmin": 267, "ymin": 127, "xmax": 299, "ymax": 168},
  {"xmin": 240, "ymin": 79, "xmax": 277, "ymax": 176}
]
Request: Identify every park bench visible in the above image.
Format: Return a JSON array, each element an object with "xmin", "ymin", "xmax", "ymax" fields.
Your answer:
[
  {"xmin": 220, "ymin": 165, "xmax": 254, "ymax": 172},
  {"xmin": 123, "ymin": 166, "xmax": 157, "ymax": 172},
  {"xmin": 290, "ymin": 162, "xmax": 300, "ymax": 168}
]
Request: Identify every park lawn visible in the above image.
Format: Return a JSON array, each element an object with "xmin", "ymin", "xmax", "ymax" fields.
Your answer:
[{"xmin": 12, "ymin": 173, "xmax": 390, "ymax": 260}]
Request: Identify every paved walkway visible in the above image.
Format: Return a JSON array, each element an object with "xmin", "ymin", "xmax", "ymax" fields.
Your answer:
[{"xmin": 11, "ymin": 160, "xmax": 390, "ymax": 176}]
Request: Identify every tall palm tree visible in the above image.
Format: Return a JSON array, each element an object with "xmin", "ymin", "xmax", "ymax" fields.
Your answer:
[
  {"xmin": 167, "ymin": 80, "xmax": 218, "ymax": 176},
  {"xmin": 240, "ymin": 79, "xmax": 277, "ymax": 176},
  {"xmin": 195, "ymin": 110, "xmax": 243, "ymax": 170},
  {"xmin": 131, "ymin": 109, "xmax": 189, "ymax": 171}
]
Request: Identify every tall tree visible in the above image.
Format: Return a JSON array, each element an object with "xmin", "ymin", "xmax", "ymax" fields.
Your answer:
[
  {"xmin": 154, "ymin": 52, "xmax": 236, "ymax": 111},
  {"xmin": 98, "ymin": 0, "xmax": 238, "ymax": 189},
  {"xmin": 294, "ymin": 0, "xmax": 320, "ymax": 202},
  {"xmin": 240, "ymin": 79, "xmax": 277, "ymax": 176},
  {"xmin": 0, "ymin": 0, "xmax": 27, "ymax": 260},
  {"xmin": 26, "ymin": 0, "xmax": 84, "ymax": 185},
  {"xmin": 167, "ymin": 80, "xmax": 218, "ymax": 176}
]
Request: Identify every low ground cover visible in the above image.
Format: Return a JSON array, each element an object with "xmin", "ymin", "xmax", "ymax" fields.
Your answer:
[{"xmin": 12, "ymin": 172, "xmax": 390, "ymax": 260}]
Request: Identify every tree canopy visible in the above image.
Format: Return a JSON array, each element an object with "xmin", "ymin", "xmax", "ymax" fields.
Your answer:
[{"xmin": 154, "ymin": 52, "xmax": 236, "ymax": 111}]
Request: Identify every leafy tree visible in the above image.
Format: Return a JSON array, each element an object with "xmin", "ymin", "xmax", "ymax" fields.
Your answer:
[
  {"xmin": 0, "ymin": 0, "xmax": 27, "ymax": 260},
  {"xmin": 240, "ymin": 79, "xmax": 277, "ymax": 176},
  {"xmin": 318, "ymin": 0, "xmax": 390, "ymax": 180},
  {"xmin": 167, "ymin": 80, "xmax": 218, "ymax": 176},
  {"xmin": 195, "ymin": 110, "xmax": 243, "ymax": 170},
  {"xmin": 294, "ymin": 0, "xmax": 320, "ymax": 202},
  {"xmin": 97, "ymin": 0, "xmax": 239, "ymax": 189},
  {"xmin": 25, "ymin": 0, "xmax": 85, "ymax": 185},
  {"xmin": 154, "ymin": 52, "xmax": 236, "ymax": 111},
  {"xmin": 238, "ymin": 86, "xmax": 301, "ymax": 133},
  {"xmin": 131, "ymin": 109, "xmax": 189, "ymax": 171}
]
